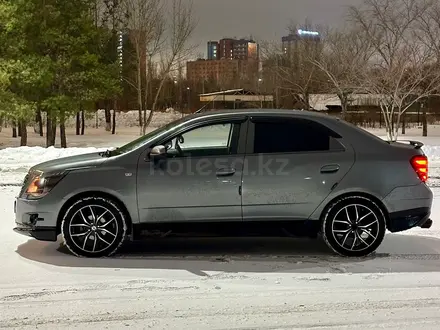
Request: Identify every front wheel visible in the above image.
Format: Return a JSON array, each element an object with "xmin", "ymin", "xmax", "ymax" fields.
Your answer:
[
  {"xmin": 61, "ymin": 196, "xmax": 127, "ymax": 258},
  {"xmin": 322, "ymin": 196, "xmax": 386, "ymax": 257}
]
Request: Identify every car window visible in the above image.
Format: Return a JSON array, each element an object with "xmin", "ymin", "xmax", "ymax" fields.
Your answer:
[
  {"xmin": 111, "ymin": 116, "xmax": 188, "ymax": 155},
  {"xmin": 253, "ymin": 118, "xmax": 343, "ymax": 154},
  {"xmin": 165, "ymin": 122, "xmax": 236, "ymax": 157}
]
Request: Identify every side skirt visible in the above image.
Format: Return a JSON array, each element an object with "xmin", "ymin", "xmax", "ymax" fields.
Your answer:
[{"xmin": 131, "ymin": 220, "xmax": 321, "ymax": 240}]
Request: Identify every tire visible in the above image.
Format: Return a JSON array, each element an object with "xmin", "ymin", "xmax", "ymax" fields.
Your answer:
[
  {"xmin": 61, "ymin": 196, "xmax": 127, "ymax": 258},
  {"xmin": 322, "ymin": 196, "xmax": 386, "ymax": 257}
]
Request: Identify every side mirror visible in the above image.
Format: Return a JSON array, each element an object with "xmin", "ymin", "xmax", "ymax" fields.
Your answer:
[{"xmin": 149, "ymin": 145, "xmax": 166, "ymax": 160}]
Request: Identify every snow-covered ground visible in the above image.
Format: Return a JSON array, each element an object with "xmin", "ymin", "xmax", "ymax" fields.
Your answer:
[
  {"xmin": 2, "ymin": 129, "xmax": 440, "ymax": 186},
  {"xmin": 2, "ymin": 128, "xmax": 440, "ymax": 328},
  {"xmin": 1, "ymin": 182, "xmax": 440, "ymax": 328},
  {"xmin": 0, "ymin": 146, "xmax": 106, "ymax": 186}
]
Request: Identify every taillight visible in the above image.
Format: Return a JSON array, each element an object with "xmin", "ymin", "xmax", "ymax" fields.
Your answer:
[{"xmin": 410, "ymin": 155, "xmax": 428, "ymax": 183}]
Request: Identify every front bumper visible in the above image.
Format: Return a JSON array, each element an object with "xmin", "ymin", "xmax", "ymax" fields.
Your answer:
[
  {"xmin": 13, "ymin": 225, "xmax": 58, "ymax": 241},
  {"xmin": 13, "ymin": 197, "xmax": 59, "ymax": 242}
]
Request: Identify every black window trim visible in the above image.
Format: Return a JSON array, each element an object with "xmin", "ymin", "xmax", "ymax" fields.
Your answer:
[{"xmin": 245, "ymin": 115, "xmax": 346, "ymax": 155}]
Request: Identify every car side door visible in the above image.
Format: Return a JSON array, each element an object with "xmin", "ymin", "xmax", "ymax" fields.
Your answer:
[
  {"xmin": 241, "ymin": 115, "xmax": 355, "ymax": 221},
  {"xmin": 136, "ymin": 117, "xmax": 248, "ymax": 223}
]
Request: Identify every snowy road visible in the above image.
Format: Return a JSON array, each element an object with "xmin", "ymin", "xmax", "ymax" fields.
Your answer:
[
  {"xmin": 3, "ymin": 273, "xmax": 440, "ymax": 329},
  {"xmin": 1, "ymin": 185, "xmax": 440, "ymax": 329}
]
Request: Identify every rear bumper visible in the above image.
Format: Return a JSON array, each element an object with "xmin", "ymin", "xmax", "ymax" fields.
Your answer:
[
  {"xmin": 383, "ymin": 183, "xmax": 433, "ymax": 213},
  {"xmin": 388, "ymin": 207, "xmax": 432, "ymax": 232},
  {"xmin": 13, "ymin": 224, "xmax": 58, "ymax": 241}
]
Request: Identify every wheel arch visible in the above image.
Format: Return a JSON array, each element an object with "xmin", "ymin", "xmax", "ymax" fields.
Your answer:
[
  {"xmin": 319, "ymin": 192, "xmax": 390, "ymax": 229},
  {"xmin": 56, "ymin": 191, "xmax": 133, "ymax": 236}
]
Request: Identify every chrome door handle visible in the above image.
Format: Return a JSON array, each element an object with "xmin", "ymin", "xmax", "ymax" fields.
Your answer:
[
  {"xmin": 320, "ymin": 164, "xmax": 340, "ymax": 173},
  {"xmin": 216, "ymin": 168, "xmax": 236, "ymax": 177}
]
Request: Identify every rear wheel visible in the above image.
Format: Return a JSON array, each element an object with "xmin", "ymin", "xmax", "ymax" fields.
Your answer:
[
  {"xmin": 61, "ymin": 196, "xmax": 127, "ymax": 258},
  {"xmin": 322, "ymin": 196, "xmax": 386, "ymax": 257}
]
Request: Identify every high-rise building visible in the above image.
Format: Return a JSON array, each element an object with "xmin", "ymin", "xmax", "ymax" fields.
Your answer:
[
  {"xmin": 233, "ymin": 39, "xmax": 259, "ymax": 60},
  {"xmin": 207, "ymin": 41, "xmax": 219, "ymax": 60},
  {"xmin": 218, "ymin": 38, "xmax": 235, "ymax": 60},
  {"xmin": 282, "ymin": 29, "xmax": 321, "ymax": 59},
  {"xmin": 186, "ymin": 58, "xmax": 258, "ymax": 83},
  {"xmin": 192, "ymin": 37, "xmax": 260, "ymax": 85},
  {"xmin": 210, "ymin": 38, "xmax": 259, "ymax": 60}
]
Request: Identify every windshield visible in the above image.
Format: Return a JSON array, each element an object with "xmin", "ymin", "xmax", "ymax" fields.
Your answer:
[{"xmin": 112, "ymin": 116, "xmax": 188, "ymax": 155}]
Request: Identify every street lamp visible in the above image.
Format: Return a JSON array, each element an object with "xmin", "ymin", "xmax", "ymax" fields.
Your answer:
[
  {"xmin": 173, "ymin": 80, "xmax": 178, "ymax": 109},
  {"xmin": 257, "ymin": 78, "xmax": 263, "ymax": 108},
  {"xmin": 186, "ymin": 87, "xmax": 191, "ymax": 115}
]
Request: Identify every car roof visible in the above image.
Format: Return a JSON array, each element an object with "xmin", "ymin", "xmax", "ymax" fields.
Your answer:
[{"xmin": 186, "ymin": 109, "xmax": 335, "ymax": 121}]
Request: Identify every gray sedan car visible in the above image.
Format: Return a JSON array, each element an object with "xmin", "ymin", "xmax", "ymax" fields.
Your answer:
[{"xmin": 14, "ymin": 109, "xmax": 433, "ymax": 257}]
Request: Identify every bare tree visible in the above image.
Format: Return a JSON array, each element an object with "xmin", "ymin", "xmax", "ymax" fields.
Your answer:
[
  {"xmin": 143, "ymin": 0, "xmax": 197, "ymax": 132},
  {"xmin": 101, "ymin": 0, "xmax": 127, "ymax": 134},
  {"xmin": 261, "ymin": 20, "xmax": 324, "ymax": 110},
  {"xmin": 262, "ymin": 43, "xmax": 315, "ymax": 109},
  {"xmin": 258, "ymin": 41, "xmax": 279, "ymax": 105},
  {"xmin": 125, "ymin": 0, "xmax": 164, "ymax": 135},
  {"xmin": 285, "ymin": 20, "xmax": 324, "ymax": 109},
  {"xmin": 349, "ymin": 0, "xmax": 440, "ymax": 140},
  {"xmin": 310, "ymin": 26, "xmax": 374, "ymax": 119},
  {"xmin": 416, "ymin": 0, "xmax": 440, "ymax": 59}
]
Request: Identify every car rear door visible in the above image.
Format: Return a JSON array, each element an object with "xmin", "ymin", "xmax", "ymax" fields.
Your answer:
[{"xmin": 241, "ymin": 115, "xmax": 355, "ymax": 221}]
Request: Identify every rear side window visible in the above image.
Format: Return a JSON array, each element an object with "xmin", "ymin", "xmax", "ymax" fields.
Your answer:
[{"xmin": 252, "ymin": 117, "xmax": 343, "ymax": 154}]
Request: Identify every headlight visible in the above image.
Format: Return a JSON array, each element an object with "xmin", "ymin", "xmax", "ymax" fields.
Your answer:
[{"xmin": 24, "ymin": 171, "xmax": 66, "ymax": 199}]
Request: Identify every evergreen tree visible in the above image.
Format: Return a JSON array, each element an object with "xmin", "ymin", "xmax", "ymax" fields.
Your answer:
[{"xmin": 0, "ymin": 0, "xmax": 121, "ymax": 147}]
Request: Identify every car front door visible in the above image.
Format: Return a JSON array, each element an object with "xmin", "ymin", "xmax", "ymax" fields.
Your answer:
[
  {"xmin": 137, "ymin": 117, "xmax": 247, "ymax": 223},
  {"xmin": 241, "ymin": 116, "xmax": 355, "ymax": 221}
]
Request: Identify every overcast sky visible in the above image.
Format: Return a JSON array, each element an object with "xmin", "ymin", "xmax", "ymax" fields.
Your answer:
[{"xmin": 190, "ymin": 0, "xmax": 363, "ymax": 56}]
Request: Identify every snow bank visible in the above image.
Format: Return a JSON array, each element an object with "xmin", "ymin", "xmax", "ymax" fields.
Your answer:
[
  {"xmin": 0, "ymin": 146, "xmax": 104, "ymax": 172},
  {"xmin": 423, "ymin": 145, "xmax": 440, "ymax": 161},
  {"xmin": 372, "ymin": 134, "xmax": 440, "ymax": 161},
  {"xmin": 1, "ymin": 137, "xmax": 440, "ymax": 185},
  {"xmin": 63, "ymin": 109, "xmax": 183, "ymax": 129},
  {"xmin": 0, "ymin": 146, "xmax": 104, "ymax": 185},
  {"xmin": 21, "ymin": 109, "xmax": 183, "ymax": 130}
]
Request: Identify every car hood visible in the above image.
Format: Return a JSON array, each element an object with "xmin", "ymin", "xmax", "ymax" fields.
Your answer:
[{"xmin": 29, "ymin": 152, "xmax": 107, "ymax": 174}]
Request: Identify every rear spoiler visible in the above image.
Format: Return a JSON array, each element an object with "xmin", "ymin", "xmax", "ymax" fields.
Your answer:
[{"xmin": 386, "ymin": 140, "xmax": 424, "ymax": 149}]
